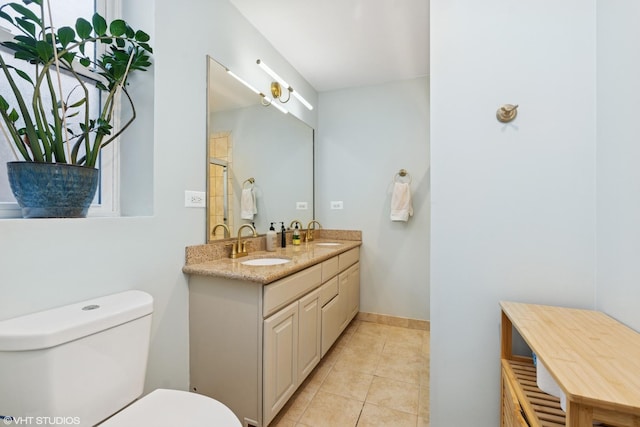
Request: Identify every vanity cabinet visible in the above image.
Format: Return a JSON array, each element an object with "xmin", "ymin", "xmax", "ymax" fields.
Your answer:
[
  {"xmin": 500, "ymin": 301, "xmax": 640, "ymax": 427},
  {"xmin": 189, "ymin": 246, "xmax": 360, "ymax": 427}
]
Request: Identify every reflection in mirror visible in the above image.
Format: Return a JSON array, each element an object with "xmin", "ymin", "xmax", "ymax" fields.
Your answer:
[{"xmin": 207, "ymin": 56, "xmax": 314, "ymax": 241}]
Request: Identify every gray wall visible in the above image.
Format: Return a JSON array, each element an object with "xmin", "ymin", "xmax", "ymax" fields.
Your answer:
[
  {"xmin": 596, "ymin": 3, "xmax": 640, "ymax": 330},
  {"xmin": 430, "ymin": 1, "xmax": 597, "ymax": 425},
  {"xmin": 316, "ymin": 77, "xmax": 430, "ymax": 321}
]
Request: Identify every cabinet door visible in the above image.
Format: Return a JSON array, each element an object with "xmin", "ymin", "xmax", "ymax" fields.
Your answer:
[
  {"xmin": 264, "ymin": 301, "xmax": 298, "ymax": 426},
  {"xmin": 298, "ymin": 287, "xmax": 321, "ymax": 383},
  {"xmin": 346, "ymin": 263, "xmax": 360, "ymax": 321},
  {"xmin": 338, "ymin": 263, "xmax": 359, "ymax": 331},
  {"xmin": 321, "ymin": 292, "xmax": 344, "ymax": 357}
]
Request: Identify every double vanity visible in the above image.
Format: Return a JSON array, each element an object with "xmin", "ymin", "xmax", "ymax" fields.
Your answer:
[{"xmin": 183, "ymin": 230, "xmax": 361, "ymax": 427}]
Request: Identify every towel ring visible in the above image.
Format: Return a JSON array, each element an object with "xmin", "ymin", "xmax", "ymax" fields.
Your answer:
[
  {"xmin": 243, "ymin": 177, "xmax": 255, "ymax": 189},
  {"xmin": 394, "ymin": 169, "xmax": 412, "ymax": 184}
]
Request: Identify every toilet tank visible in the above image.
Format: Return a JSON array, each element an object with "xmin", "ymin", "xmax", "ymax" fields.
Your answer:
[{"xmin": 0, "ymin": 290, "xmax": 153, "ymax": 427}]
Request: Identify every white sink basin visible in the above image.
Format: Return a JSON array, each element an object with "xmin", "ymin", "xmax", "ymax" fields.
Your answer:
[
  {"xmin": 315, "ymin": 242, "xmax": 342, "ymax": 246},
  {"xmin": 241, "ymin": 258, "xmax": 291, "ymax": 266}
]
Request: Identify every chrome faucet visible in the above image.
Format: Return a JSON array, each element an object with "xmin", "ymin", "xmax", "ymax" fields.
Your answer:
[
  {"xmin": 212, "ymin": 223, "xmax": 231, "ymax": 238},
  {"xmin": 231, "ymin": 224, "xmax": 258, "ymax": 258},
  {"xmin": 306, "ymin": 220, "xmax": 322, "ymax": 242}
]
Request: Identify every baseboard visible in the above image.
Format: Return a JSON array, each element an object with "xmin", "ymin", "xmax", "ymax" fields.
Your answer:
[{"xmin": 356, "ymin": 312, "xmax": 429, "ymax": 331}]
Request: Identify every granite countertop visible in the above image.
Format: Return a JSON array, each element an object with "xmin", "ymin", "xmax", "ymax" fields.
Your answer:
[{"xmin": 183, "ymin": 230, "xmax": 362, "ymax": 285}]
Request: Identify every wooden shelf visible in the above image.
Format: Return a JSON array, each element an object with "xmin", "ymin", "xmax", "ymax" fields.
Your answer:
[
  {"xmin": 503, "ymin": 358, "xmax": 566, "ymax": 427},
  {"xmin": 500, "ymin": 302, "xmax": 640, "ymax": 427}
]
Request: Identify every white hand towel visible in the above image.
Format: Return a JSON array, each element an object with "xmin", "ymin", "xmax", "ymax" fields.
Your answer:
[
  {"xmin": 390, "ymin": 182, "xmax": 413, "ymax": 222},
  {"xmin": 240, "ymin": 188, "xmax": 257, "ymax": 220}
]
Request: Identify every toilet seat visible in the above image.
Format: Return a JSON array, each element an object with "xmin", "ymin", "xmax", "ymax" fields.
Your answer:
[{"xmin": 99, "ymin": 389, "xmax": 242, "ymax": 427}]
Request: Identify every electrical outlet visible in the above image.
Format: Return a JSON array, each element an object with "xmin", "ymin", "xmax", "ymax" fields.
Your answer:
[
  {"xmin": 296, "ymin": 202, "xmax": 308, "ymax": 210},
  {"xmin": 185, "ymin": 190, "xmax": 206, "ymax": 208},
  {"xmin": 330, "ymin": 201, "xmax": 344, "ymax": 210}
]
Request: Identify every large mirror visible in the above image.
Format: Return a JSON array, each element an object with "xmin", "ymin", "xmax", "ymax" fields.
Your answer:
[{"xmin": 206, "ymin": 56, "xmax": 314, "ymax": 241}]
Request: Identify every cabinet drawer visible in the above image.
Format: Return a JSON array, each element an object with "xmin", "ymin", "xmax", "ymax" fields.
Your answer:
[
  {"xmin": 321, "ymin": 257, "xmax": 339, "ymax": 282},
  {"xmin": 264, "ymin": 264, "xmax": 322, "ymax": 318},
  {"xmin": 338, "ymin": 247, "xmax": 359, "ymax": 271},
  {"xmin": 319, "ymin": 276, "xmax": 338, "ymax": 307}
]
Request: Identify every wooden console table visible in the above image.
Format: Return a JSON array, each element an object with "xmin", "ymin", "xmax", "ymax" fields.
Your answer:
[{"xmin": 500, "ymin": 301, "xmax": 640, "ymax": 427}]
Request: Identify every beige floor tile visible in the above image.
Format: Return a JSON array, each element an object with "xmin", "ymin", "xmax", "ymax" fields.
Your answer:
[
  {"xmin": 333, "ymin": 345, "xmax": 382, "ymax": 375},
  {"xmin": 356, "ymin": 403, "xmax": 418, "ymax": 427},
  {"xmin": 384, "ymin": 327, "xmax": 425, "ymax": 355},
  {"xmin": 356, "ymin": 321, "xmax": 390, "ymax": 338},
  {"xmin": 300, "ymin": 361, "xmax": 331, "ymax": 393},
  {"xmin": 298, "ymin": 390, "xmax": 364, "ymax": 427},
  {"xmin": 375, "ymin": 352, "xmax": 423, "ymax": 384},
  {"xmin": 273, "ymin": 319, "xmax": 430, "ymax": 426},
  {"xmin": 346, "ymin": 331, "xmax": 386, "ymax": 353},
  {"xmin": 277, "ymin": 388, "xmax": 316, "ymax": 422},
  {"xmin": 268, "ymin": 415, "xmax": 297, "ymax": 427},
  {"xmin": 366, "ymin": 376, "xmax": 420, "ymax": 415},
  {"xmin": 319, "ymin": 368, "xmax": 374, "ymax": 401},
  {"xmin": 322, "ymin": 343, "xmax": 345, "ymax": 367},
  {"xmin": 419, "ymin": 359, "xmax": 429, "ymax": 387},
  {"xmin": 417, "ymin": 415, "xmax": 430, "ymax": 427},
  {"xmin": 418, "ymin": 385, "xmax": 429, "ymax": 419}
]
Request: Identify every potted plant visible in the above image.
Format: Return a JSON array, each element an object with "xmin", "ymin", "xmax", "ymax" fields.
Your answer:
[{"xmin": 0, "ymin": 0, "xmax": 152, "ymax": 217}]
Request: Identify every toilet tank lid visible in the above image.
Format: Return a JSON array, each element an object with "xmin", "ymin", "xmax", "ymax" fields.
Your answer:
[{"xmin": 0, "ymin": 290, "xmax": 153, "ymax": 351}]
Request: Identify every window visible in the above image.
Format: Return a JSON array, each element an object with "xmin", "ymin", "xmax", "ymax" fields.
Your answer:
[{"xmin": 0, "ymin": 0, "xmax": 119, "ymax": 217}]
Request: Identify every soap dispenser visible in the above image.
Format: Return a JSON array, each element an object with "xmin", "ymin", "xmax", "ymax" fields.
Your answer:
[
  {"xmin": 292, "ymin": 223, "xmax": 301, "ymax": 245},
  {"xmin": 266, "ymin": 222, "xmax": 277, "ymax": 252},
  {"xmin": 280, "ymin": 222, "xmax": 286, "ymax": 248}
]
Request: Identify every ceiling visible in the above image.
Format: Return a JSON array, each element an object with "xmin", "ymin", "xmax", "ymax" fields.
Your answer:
[{"xmin": 229, "ymin": 0, "xmax": 430, "ymax": 93}]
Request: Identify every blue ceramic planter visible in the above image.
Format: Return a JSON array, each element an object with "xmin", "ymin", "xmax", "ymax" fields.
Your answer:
[{"xmin": 7, "ymin": 162, "xmax": 99, "ymax": 218}]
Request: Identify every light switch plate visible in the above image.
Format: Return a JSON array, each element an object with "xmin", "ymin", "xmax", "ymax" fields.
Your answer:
[
  {"xmin": 296, "ymin": 202, "xmax": 308, "ymax": 210},
  {"xmin": 330, "ymin": 201, "xmax": 344, "ymax": 210},
  {"xmin": 185, "ymin": 190, "xmax": 206, "ymax": 208}
]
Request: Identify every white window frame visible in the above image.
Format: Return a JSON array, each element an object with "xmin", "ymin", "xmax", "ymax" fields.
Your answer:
[{"xmin": 0, "ymin": 0, "xmax": 121, "ymax": 218}]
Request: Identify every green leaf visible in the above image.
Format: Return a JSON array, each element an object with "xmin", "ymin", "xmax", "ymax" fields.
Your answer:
[
  {"xmin": 8, "ymin": 108, "xmax": 19, "ymax": 122},
  {"xmin": 75, "ymin": 18, "xmax": 92, "ymax": 39},
  {"xmin": 35, "ymin": 40, "xmax": 53, "ymax": 61},
  {"xmin": 115, "ymin": 38, "xmax": 125, "ymax": 48},
  {"xmin": 138, "ymin": 42, "xmax": 153, "ymax": 53},
  {"xmin": 79, "ymin": 57, "xmax": 90, "ymax": 67},
  {"xmin": 0, "ymin": 95, "xmax": 8, "ymax": 112},
  {"xmin": 125, "ymin": 26, "xmax": 135, "ymax": 38},
  {"xmin": 92, "ymin": 13, "xmax": 107, "ymax": 36},
  {"xmin": 134, "ymin": 30, "xmax": 150, "ymax": 42},
  {"xmin": 0, "ymin": 10, "xmax": 14, "ymax": 25},
  {"xmin": 57, "ymin": 26, "xmax": 75, "ymax": 47},
  {"xmin": 68, "ymin": 98, "xmax": 86, "ymax": 108},
  {"xmin": 15, "ymin": 17, "xmax": 36, "ymax": 37},
  {"xmin": 60, "ymin": 52, "xmax": 76, "ymax": 64},
  {"xmin": 14, "ymin": 68, "xmax": 34, "ymax": 85},
  {"xmin": 109, "ymin": 19, "xmax": 126, "ymax": 36},
  {"xmin": 8, "ymin": 3, "xmax": 41, "ymax": 24}
]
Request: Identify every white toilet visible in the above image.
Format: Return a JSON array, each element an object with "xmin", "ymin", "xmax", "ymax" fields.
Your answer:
[{"xmin": 0, "ymin": 290, "xmax": 241, "ymax": 427}]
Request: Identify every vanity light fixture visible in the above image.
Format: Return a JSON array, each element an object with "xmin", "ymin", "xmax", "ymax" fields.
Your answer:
[
  {"xmin": 226, "ymin": 68, "xmax": 260, "ymax": 94},
  {"xmin": 256, "ymin": 59, "xmax": 314, "ymax": 111},
  {"xmin": 262, "ymin": 95, "xmax": 289, "ymax": 114},
  {"xmin": 226, "ymin": 67, "xmax": 288, "ymax": 114}
]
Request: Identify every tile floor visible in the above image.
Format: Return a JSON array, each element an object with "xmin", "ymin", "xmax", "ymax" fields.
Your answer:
[{"xmin": 270, "ymin": 319, "xmax": 430, "ymax": 427}]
